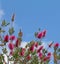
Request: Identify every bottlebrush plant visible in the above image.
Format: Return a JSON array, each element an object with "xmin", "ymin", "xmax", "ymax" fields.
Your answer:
[{"xmin": 0, "ymin": 14, "xmax": 60, "ymax": 64}]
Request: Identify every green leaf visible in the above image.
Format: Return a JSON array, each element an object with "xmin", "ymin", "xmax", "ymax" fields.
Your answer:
[
  {"xmin": 0, "ymin": 27, "xmax": 5, "ymax": 33},
  {"xmin": 58, "ymin": 48, "xmax": 60, "ymax": 52},
  {"xmin": 32, "ymin": 50, "xmax": 36, "ymax": 55},
  {"xmin": 38, "ymin": 41, "xmax": 42, "ymax": 45},
  {"xmin": 34, "ymin": 32, "xmax": 38, "ymax": 37},
  {"xmin": 1, "ymin": 20, "xmax": 10, "ymax": 27},
  {"xmin": 31, "ymin": 55, "xmax": 39, "ymax": 64},
  {"xmin": 0, "ymin": 54, "xmax": 4, "ymax": 63},
  {"xmin": 1, "ymin": 20, "xmax": 6, "ymax": 26},
  {"xmin": 2, "ymin": 48, "xmax": 7, "ymax": 54},
  {"xmin": 0, "ymin": 36, "xmax": 2, "ymax": 41},
  {"xmin": 5, "ymin": 23, "xmax": 10, "ymax": 26},
  {"xmin": 57, "ymin": 54, "xmax": 60, "ymax": 59},
  {"xmin": 9, "ymin": 27, "xmax": 14, "ymax": 35},
  {"xmin": 0, "ymin": 62, "xmax": 3, "ymax": 64}
]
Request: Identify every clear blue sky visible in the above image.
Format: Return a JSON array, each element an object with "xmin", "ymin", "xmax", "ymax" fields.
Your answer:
[{"xmin": 0, "ymin": 0, "xmax": 60, "ymax": 43}]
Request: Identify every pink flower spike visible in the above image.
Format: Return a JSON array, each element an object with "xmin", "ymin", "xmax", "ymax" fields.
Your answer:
[
  {"xmin": 15, "ymin": 39, "xmax": 19, "ymax": 47},
  {"xmin": 8, "ymin": 43, "xmax": 14, "ymax": 50},
  {"xmin": 22, "ymin": 48, "xmax": 25, "ymax": 51},
  {"xmin": 26, "ymin": 55, "xmax": 31, "ymax": 60},
  {"xmin": 42, "ymin": 30, "xmax": 46, "ymax": 37},
  {"xmin": 4, "ymin": 35, "xmax": 9, "ymax": 42},
  {"xmin": 37, "ymin": 46, "xmax": 43, "ymax": 53},
  {"xmin": 49, "ymin": 42, "xmax": 53, "ymax": 48},
  {"xmin": 10, "ymin": 35, "xmax": 15, "ymax": 40},
  {"xmin": 38, "ymin": 52, "xmax": 43, "ymax": 59},
  {"xmin": 35, "ymin": 42, "xmax": 38, "ymax": 48},
  {"xmin": 47, "ymin": 52, "xmax": 51, "ymax": 57},
  {"xmin": 43, "ymin": 56, "xmax": 50, "ymax": 62},
  {"xmin": 10, "ymin": 51, "xmax": 13, "ymax": 55},
  {"xmin": 54, "ymin": 43, "xmax": 59, "ymax": 48},
  {"xmin": 29, "ymin": 45, "xmax": 34, "ymax": 52},
  {"xmin": 19, "ymin": 51, "xmax": 24, "ymax": 56},
  {"xmin": 37, "ymin": 32, "xmax": 43, "ymax": 39}
]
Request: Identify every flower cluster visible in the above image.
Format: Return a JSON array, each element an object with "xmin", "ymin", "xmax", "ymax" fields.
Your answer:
[{"xmin": 0, "ymin": 14, "xmax": 60, "ymax": 64}]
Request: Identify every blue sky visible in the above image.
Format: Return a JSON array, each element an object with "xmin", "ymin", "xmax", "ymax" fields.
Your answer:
[
  {"xmin": 0, "ymin": 1, "xmax": 60, "ymax": 64},
  {"xmin": 0, "ymin": 0, "xmax": 60, "ymax": 43}
]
